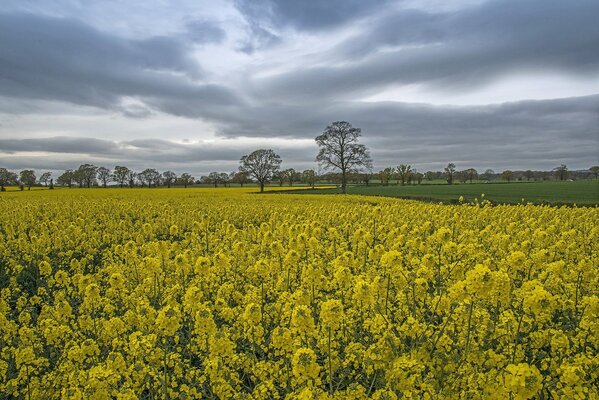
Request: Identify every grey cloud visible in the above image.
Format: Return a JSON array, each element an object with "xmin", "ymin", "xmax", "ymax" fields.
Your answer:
[
  {"xmin": 0, "ymin": 13, "xmax": 241, "ymax": 115},
  {"xmin": 0, "ymin": 136, "xmax": 119, "ymax": 154},
  {"xmin": 1, "ymin": 95, "xmax": 597, "ymax": 172},
  {"xmin": 235, "ymin": 0, "xmax": 389, "ymax": 31},
  {"xmin": 185, "ymin": 20, "xmax": 226, "ymax": 44},
  {"xmin": 253, "ymin": 0, "xmax": 599, "ymax": 100}
]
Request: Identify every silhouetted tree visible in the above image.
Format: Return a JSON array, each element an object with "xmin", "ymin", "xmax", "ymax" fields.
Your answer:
[
  {"xmin": 315, "ymin": 121, "xmax": 372, "ymax": 194},
  {"xmin": 113, "ymin": 166, "xmax": 130, "ymax": 188},
  {"xmin": 281, "ymin": 168, "xmax": 297, "ymax": 186},
  {"xmin": 179, "ymin": 173, "xmax": 194, "ymax": 188},
  {"xmin": 219, "ymin": 172, "xmax": 231, "ymax": 187},
  {"xmin": 444, "ymin": 163, "xmax": 456, "ymax": 185},
  {"xmin": 523, "ymin": 170, "xmax": 534, "ymax": 181},
  {"xmin": 231, "ymin": 171, "xmax": 250, "ymax": 187},
  {"xmin": 127, "ymin": 170, "xmax": 137, "ymax": 188},
  {"xmin": 397, "ymin": 164, "xmax": 412, "ymax": 185},
  {"xmin": 19, "ymin": 170, "xmax": 36, "ymax": 190},
  {"xmin": 97, "ymin": 167, "xmax": 111, "ymax": 187},
  {"xmin": 162, "ymin": 171, "xmax": 177, "ymax": 188},
  {"xmin": 0, "ymin": 168, "xmax": 18, "ymax": 191},
  {"xmin": 302, "ymin": 169, "xmax": 317, "ymax": 189},
  {"xmin": 77, "ymin": 164, "xmax": 97, "ymax": 188},
  {"xmin": 464, "ymin": 168, "xmax": 478, "ymax": 183},
  {"xmin": 39, "ymin": 171, "xmax": 52, "ymax": 187},
  {"xmin": 553, "ymin": 164, "xmax": 568, "ymax": 181},
  {"xmin": 240, "ymin": 149, "xmax": 282, "ymax": 193},
  {"xmin": 501, "ymin": 170, "xmax": 514, "ymax": 182},
  {"xmin": 379, "ymin": 167, "xmax": 394, "ymax": 186},
  {"xmin": 590, "ymin": 166, "xmax": 599, "ymax": 179},
  {"xmin": 57, "ymin": 170, "xmax": 75, "ymax": 188}
]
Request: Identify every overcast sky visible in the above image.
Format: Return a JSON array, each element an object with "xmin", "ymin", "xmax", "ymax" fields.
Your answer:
[{"xmin": 1, "ymin": 0, "xmax": 598, "ymax": 176}]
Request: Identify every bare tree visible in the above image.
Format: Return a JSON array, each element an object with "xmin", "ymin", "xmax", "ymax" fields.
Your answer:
[
  {"xmin": 97, "ymin": 167, "xmax": 111, "ymax": 188},
  {"xmin": 240, "ymin": 149, "xmax": 282, "ymax": 193},
  {"xmin": 315, "ymin": 121, "xmax": 372, "ymax": 194}
]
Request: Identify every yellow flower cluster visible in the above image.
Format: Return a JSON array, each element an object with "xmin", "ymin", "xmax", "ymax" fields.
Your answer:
[{"xmin": 0, "ymin": 188, "xmax": 597, "ymax": 399}]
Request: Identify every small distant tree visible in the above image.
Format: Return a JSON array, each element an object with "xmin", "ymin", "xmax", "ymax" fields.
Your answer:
[
  {"xmin": 315, "ymin": 121, "xmax": 372, "ymax": 194},
  {"xmin": 77, "ymin": 164, "xmax": 98, "ymax": 188},
  {"xmin": 162, "ymin": 171, "xmax": 177, "ymax": 188},
  {"xmin": 501, "ymin": 170, "xmax": 514, "ymax": 182},
  {"xmin": 219, "ymin": 172, "xmax": 231, "ymax": 187},
  {"xmin": 281, "ymin": 168, "xmax": 296, "ymax": 186},
  {"xmin": 39, "ymin": 172, "xmax": 52, "ymax": 187},
  {"xmin": 138, "ymin": 169, "xmax": 160, "ymax": 187},
  {"xmin": 379, "ymin": 167, "xmax": 394, "ymax": 186},
  {"xmin": 523, "ymin": 170, "xmax": 534, "ymax": 181},
  {"xmin": 481, "ymin": 169, "xmax": 495, "ymax": 181},
  {"xmin": 444, "ymin": 163, "xmax": 456, "ymax": 185},
  {"xmin": 179, "ymin": 173, "xmax": 194, "ymax": 188},
  {"xmin": 0, "ymin": 168, "xmax": 18, "ymax": 191},
  {"xmin": 57, "ymin": 170, "xmax": 75, "ymax": 188},
  {"xmin": 413, "ymin": 171, "xmax": 424, "ymax": 184},
  {"xmin": 204, "ymin": 172, "xmax": 221, "ymax": 187},
  {"xmin": 553, "ymin": 164, "xmax": 568, "ymax": 181},
  {"xmin": 127, "ymin": 170, "xmax": 137, "ymax": 188},
  {"xmin": 232, "ymin": 171, "xmax": 250, "ymax": 187},
  {"xmin": 113, "ymin": 166, "xmax": 130, "ymax": 188},
  {"xmin": 302, "ymin": 169, "xmax": 317, "ymax": 188},
  {"xmin": 590, "ymin": 166, "xmax": 599, "ymax": 179},
  {"xmin": 147, "ymin": 169, "xmax": 161, "ymax": 187},
  {"xmin": 20, "ymin": 170, "xmax": 36, "ymax": 190},
  {"xmin": 464, "ymin": 168, "xmax": 478, "ymax": 183},
  {"xmin": 240, "ymin": 149, "xmax": 282, "ymax": 193},
  {"xmin": 362, "ymin": 172, "xmax": 372, "ymax": 186},
  {"xmin": 425, "ymin": 171, "xmax": 435, "ymax": 181},
  {"xmin": 397, "ymin": 164, "xmax": 412, "ymax": 185},
  {"xmin": 97, "ymin": 167, "xmax": 111, "ymax": 188}
]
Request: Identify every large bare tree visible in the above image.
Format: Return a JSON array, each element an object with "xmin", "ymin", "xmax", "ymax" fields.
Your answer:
[
  {"xmin": 240, "ymin": 149, "xmax": 282, "ymax": 193},
  {"xmin": 315, "ymin": 121, "xmax": 372, "ymax": 193}
]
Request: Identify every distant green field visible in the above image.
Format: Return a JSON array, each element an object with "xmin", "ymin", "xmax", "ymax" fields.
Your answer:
[{"xmin": 286, "ymin": 180, "xmax": 599, "ymax": 205}]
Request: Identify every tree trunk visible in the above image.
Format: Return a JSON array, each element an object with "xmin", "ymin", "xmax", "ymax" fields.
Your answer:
[
  {"xmin": 341, "ymin": 170, "xmax": 347, "ymax": 194},
  {"xmin": 260, "ymin": 181, "xmax": 265, "ymax": 193}
]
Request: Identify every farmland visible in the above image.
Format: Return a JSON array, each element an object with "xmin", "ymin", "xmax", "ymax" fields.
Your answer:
[
  {"xmin": 0, "ymin": 188, "xmax": 598, "ymax": 399},
  {"xmin": 290, "ymin": 180, "xmax": 599, "ymax": 205}
]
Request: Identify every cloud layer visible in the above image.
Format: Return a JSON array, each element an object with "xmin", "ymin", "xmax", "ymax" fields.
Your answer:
[{"xmin": 1, "ymin": 0, "xmax": 598, "ymax": 175}]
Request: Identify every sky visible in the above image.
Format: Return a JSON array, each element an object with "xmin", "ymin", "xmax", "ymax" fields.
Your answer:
[{"xmin": 1, "ymin": 0, "xmax": 598, "ymax": 177}]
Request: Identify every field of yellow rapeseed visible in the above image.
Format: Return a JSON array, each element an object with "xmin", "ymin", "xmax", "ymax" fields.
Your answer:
[{"xmin": 0, "ymin": 188, "xmax": 597, "ymax": 399}]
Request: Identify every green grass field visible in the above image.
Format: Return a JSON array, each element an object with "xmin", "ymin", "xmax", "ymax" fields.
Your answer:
[{"xmin": 285, "ymin": 180, "xmax": 599, "ymax": 205}]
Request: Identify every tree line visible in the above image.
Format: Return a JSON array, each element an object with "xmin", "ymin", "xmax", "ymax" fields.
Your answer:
[{"xmin": 2, "ymin": 121, "xmax": 598, "ymax": 192}]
